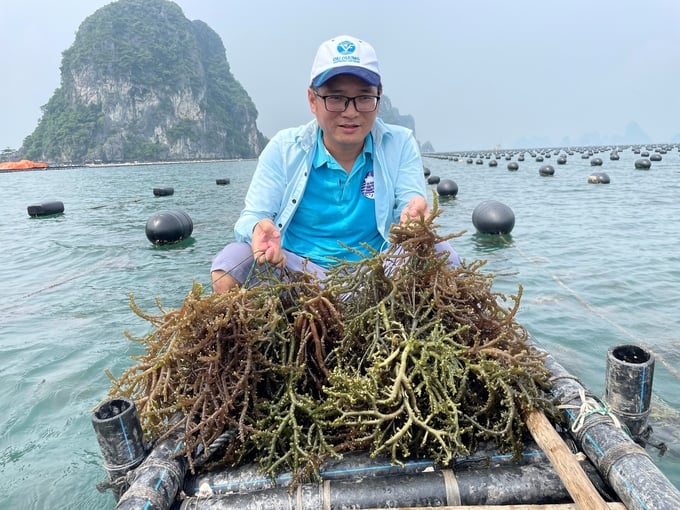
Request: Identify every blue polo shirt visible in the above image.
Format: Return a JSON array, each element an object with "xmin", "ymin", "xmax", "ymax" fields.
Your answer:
[{"xmin": 282, "ymin": 131, "xmax": 383, "ymax": 268}]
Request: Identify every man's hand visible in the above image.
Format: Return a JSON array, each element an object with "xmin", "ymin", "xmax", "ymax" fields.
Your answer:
[
  {"xmin": 399, "ymin": 196, "xmax": 429, "ymax": 224},
  {"xmin": 252, "ymin": 219, "xmax": 287, "ymax": 268}
]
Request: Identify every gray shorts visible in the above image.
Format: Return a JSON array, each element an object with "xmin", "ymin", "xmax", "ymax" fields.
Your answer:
[{"xmin": 211, "ymin": 241, "xmax": 461, "ymax": 287}]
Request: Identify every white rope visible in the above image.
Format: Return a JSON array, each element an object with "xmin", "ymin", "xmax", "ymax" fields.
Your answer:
[{"xmin": 558, "ymin": 387, "xmax": 622, "ymax": 434}]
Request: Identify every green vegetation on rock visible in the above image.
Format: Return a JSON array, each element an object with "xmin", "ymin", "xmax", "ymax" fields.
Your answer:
[{"xmin": 20, "ymin": 0, "xmax": 267, "ymax": 165}]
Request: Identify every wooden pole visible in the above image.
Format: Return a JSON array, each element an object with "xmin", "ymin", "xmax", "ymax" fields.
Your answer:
[{"xmin": 524, "ymin": 409, "xmax": 612, "ymax": 510}]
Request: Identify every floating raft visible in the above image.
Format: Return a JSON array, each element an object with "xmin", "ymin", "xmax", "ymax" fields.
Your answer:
[{"xmin": 93, "ymin": 339, "xmax": 680, "ymax": 510}]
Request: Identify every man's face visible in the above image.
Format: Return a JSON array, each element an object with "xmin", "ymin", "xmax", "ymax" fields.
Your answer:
[{"xmin": 308, "ymin": 74, "xmax": 380, "ymax": 157}]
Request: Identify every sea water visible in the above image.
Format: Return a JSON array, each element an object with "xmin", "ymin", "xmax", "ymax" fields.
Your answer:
[{"xmin": 1, "ymin": 149, "xmax": 678, "ymax": 508}]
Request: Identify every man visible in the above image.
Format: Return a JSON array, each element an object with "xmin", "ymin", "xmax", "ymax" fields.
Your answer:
[{"xmin": 211, "ymin": 35, "xmax": 459, "ymax": 293}]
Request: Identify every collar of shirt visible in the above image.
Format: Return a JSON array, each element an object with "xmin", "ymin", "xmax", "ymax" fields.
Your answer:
[{"xmin": 312, "ymin": 129, "xmax": 374, "ymax": 171}]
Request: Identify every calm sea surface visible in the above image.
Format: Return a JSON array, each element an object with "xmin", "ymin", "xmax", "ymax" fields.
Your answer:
[{"xmin": 1, "ymin": 149, "xmax": 679, "ymax": 508}]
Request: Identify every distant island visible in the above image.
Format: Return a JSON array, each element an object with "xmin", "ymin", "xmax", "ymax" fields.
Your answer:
[{"xmin": 15, "ymin": 0, "xmax": 267, "ymax": 166}]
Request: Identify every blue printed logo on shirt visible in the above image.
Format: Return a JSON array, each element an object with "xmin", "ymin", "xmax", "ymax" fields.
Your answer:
[{"xmin": 361, "ymin": 171, "xmax": 375, "ymax": 199}]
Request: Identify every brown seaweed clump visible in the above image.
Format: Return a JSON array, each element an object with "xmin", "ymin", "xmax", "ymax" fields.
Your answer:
[{"xmin": 105, "ymin": 202, "xmax": 556, "ymax": 481}]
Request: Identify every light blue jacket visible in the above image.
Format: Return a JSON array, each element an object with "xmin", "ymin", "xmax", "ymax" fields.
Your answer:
[{"xmin": 234, "ymin": 118, "xmax": 426, "ymax": 244}]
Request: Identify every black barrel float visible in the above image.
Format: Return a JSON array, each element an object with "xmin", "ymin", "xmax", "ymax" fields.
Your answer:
[
  {"xmin": 587, "ymin": 172, "xmax": 610, "ymax": 184},
  {"xmin": 153, "ymin": 187, "xmax": 174, "ymax": 197},
  {"xmin": 27, "ymin": 200, "xmax": 64, "ymax": 217},
  {"xmin": 216, "ymin": 178, "xmax": 230, "ymax": 185},
  {"xmin": 590, "ymin": 157, "xmax": 603, "ymax": 166},
  {"xmin": 436, "ymin": 179, "xmax": 458, "ymax": 197},
  {"xmin": 427, "ymin": 174, "xmax": 440, "ymax": 185},
  {"xmin": 634, "ymin": 158, "xmax": 651, "ymax": 170},
  {"xmin": 472, "ymin": 200, "xmax": 515, "ymax": 234},
  {"xmin": 507, "ymin": 161, "xmax": 519, "ymax": 171},
  {"xmin": 539, "ymin": 165, "xmax": 555, "ymax": 176},
  {"xmin": 145, "ymin": 209, "xmax": 193, "ymax": 245}
]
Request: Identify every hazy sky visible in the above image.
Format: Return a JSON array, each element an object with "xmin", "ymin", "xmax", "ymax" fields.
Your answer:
[{"xmin": 2, "ymin": 0, "xmax": 680, "ymax": 152}]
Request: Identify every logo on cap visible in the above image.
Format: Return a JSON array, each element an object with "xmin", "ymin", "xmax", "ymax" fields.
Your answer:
[{"xmin": 337, "ymin": 40, "xmax": 356, "ymax": 55}]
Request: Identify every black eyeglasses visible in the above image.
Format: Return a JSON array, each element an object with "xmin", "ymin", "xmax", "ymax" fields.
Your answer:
[{"xmin": 314, "ymin": 92, "xmax": 380, "ymax": 112}]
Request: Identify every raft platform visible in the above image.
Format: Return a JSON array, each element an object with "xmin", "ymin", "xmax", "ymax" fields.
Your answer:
[{"xmin": 93, "ymin": 339, "xmax": 680, "ymax": 510}]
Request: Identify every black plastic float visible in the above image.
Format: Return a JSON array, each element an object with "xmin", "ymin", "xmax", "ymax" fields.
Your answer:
[
  {"xmin": 539, "ymin": 164, "xmax": 555, "ymax": 176},
  {"xmin": 472, "ymin": 200, "xmax": 515, "ymax": 234},
  {"xmin": 436, "ymin": 179, "xmax": 458, "ymax": 197},
  {"xmin": 145, "ymin": 209, "xmax": 193, "ymax": 245},
  {"xmin": 153, "ymin": 187, "xmax": 175, "ymax": 197},
  {"xmin": 588, "ymin": 172, "xmax": 611, "ymax": 184},
  {"xmin": 27, "ymin": 200, "xmax": 64, "ymax": 217},
  {"xmin": 635, "ymin": 158, "xmax": 652, "ymax": 170}
]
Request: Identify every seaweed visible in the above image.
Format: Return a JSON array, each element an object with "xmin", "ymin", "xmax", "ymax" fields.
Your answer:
[{"xmin": 105, "ymin": 201, "xmax": 556, "ymax": 482}]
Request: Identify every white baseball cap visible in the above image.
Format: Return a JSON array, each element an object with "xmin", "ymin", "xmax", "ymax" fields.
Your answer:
[{"xmin": 310, "ymin": 35, "xmax": 381, "ymax": 88}]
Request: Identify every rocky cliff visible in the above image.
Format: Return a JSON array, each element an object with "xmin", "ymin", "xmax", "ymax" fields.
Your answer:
[
  {"xmin": 20, "ymin": 0, "xmax": 267, "ymax": 165},
  {"xmin": 378, "ymin": 96, "xmax": 416, "ymax": 136}
]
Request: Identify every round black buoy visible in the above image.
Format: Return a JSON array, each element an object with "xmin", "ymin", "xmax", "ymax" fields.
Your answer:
[
  {"xmin": 590, "ymin": 157, "xmax": 603, "ymax": 166},
  {"xmin": 634, "ymin": 158, "xmax": 651, "ymax": 170},
  {"xmin": 153, "ymin": 187, "xmax": 174, "ymax": 197},
  {"xmin": 472, "ymin": 200, "xmax": 515, "ymax": 234},
  {"xmin": 216, "ymin": 178, "xmax": 230, "ymax": 185},
  {"xmin": 427, "ymin": 175, "xmax": 440, "ymax": 185},
  {"xmin": 27, "ymin": 200, "xmax": 64, "ymax": 217},
  {"xmin": 436, "ymin": 179, "xmax": 458, "ymax": 197},
  {"xmin": 145, "ymin": 209, "xmax": 193, "ymax": 245},
  {"xmin": 556, "ymin": 156, "xmax": 567, "ymax": 165},
  {"xmin": 587, "ymin": 172, "xmax": 610, "ymax": 184},
  {"xmin": 423, "ymin": 167, "xmax": 431, "ymax": 177},
  {"xmin": 539, "ymin": 165, "xmax": 555, "ymax": 176},
  {"xmin": 650, "ymin": 153, "xmax": 662, "ymax": 161},
  {"xmin": 507, "ymin": 161, "xmax": 519, "ymax": 171},
  {"xmin": 610, "ymin": 152, "xmax": 620, "ymax": 160},
  {"xmin": 488, "ymin": 159, "xmax": 498, "ymax": 167}
]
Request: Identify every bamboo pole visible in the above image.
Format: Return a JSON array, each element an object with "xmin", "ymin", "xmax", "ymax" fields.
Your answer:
[{"xmin": 524, "ymin": 409, "xmax": 612, "ymax": 510}]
